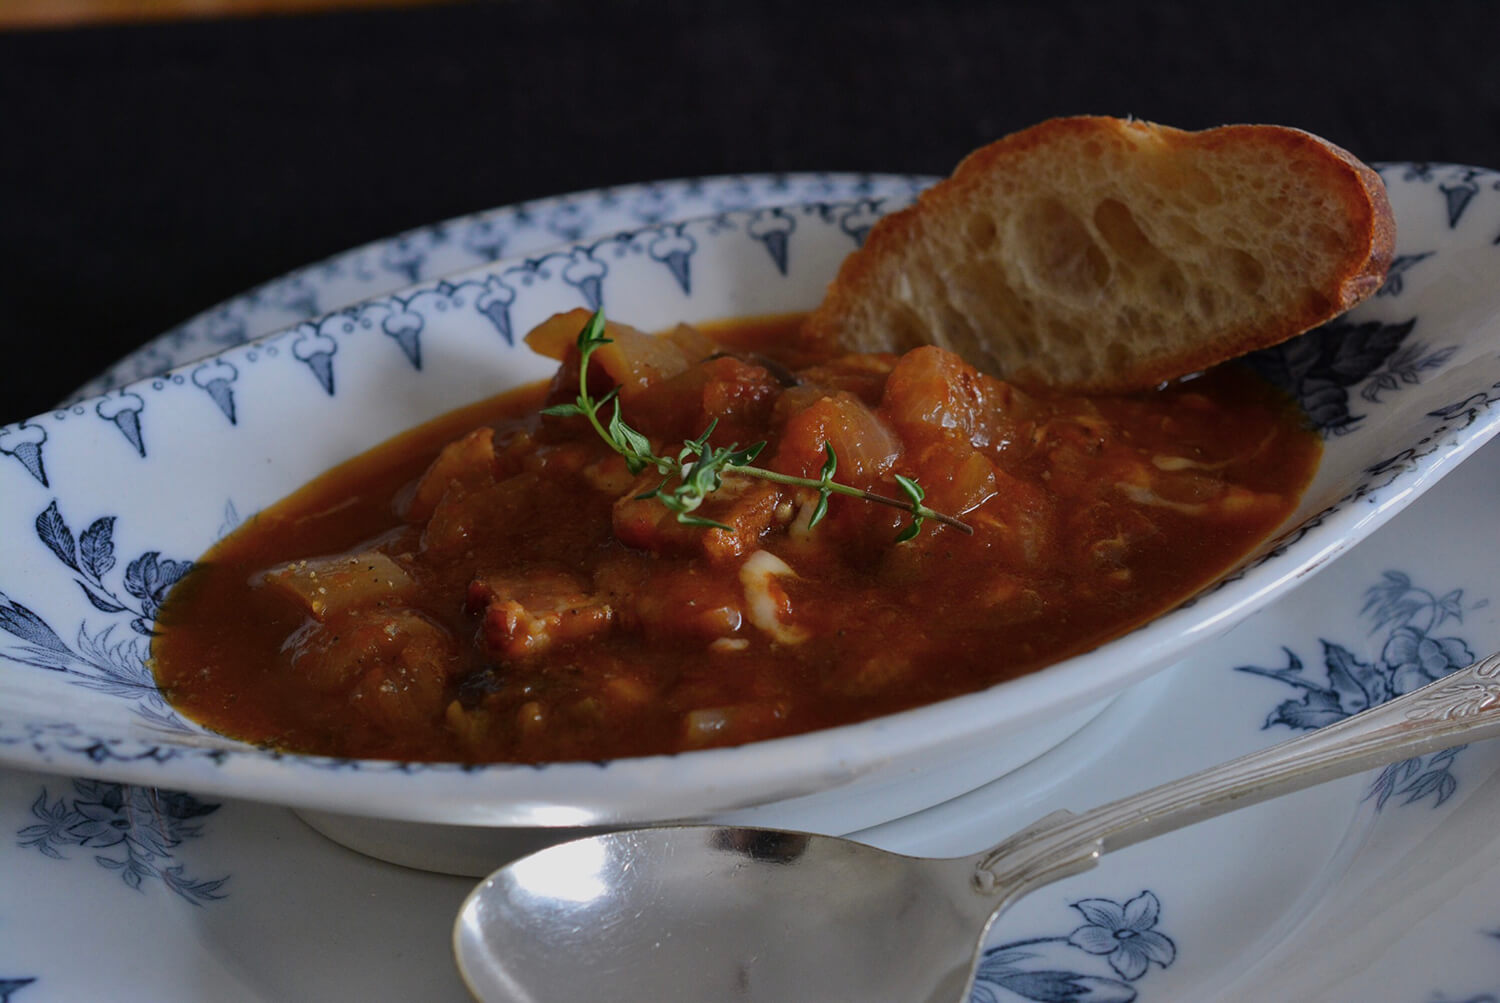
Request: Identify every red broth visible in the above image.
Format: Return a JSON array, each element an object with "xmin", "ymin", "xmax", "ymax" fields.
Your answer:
[{"xmin": 151, "ymin": 312, "xmax": 1319, "ymax": 762}]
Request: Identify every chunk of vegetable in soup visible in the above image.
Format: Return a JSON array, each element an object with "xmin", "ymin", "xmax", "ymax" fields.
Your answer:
[{"xmin": 151, "ymin": 312, "xmax": 1320, "ymax": 763}]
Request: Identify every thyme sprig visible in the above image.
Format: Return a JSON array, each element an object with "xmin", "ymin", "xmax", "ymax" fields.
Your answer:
[{"xmin": 540, "ymin": 310, "xmax": 973, "ymax": 541}]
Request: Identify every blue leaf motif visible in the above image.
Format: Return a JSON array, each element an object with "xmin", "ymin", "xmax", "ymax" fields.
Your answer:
[
  {"xmin": 1366, "ymin": 762, "xmax": 1403, "ymax": 811},
  {"xmin": 1437, "ymin": 589, "xmax": 1466, "ymax": 625},
  {"xmin": 1321, "ymin": 640, "xmax": 1388, "ymax": 710},
  {"xmin": 1366, "ymin": 748, "xmax": 1465, "ymax": 811},
  {"xmin": 980, "ymin": 948, "xmax": 1040, "ymax": 973},
  {"xmin": 161, "ymin": 865, "xmax": 230, "ymax": 904},
  {"xmin": 0, "ymin": 978, "xmax": 38, "ymax": 1002},
  {"xmin": 1428, "ymin": 746, "xmax": 1462, "ymax": 770},
  {"xmin": 994, "ymin": 970, "xmax": 1137, "ymax": 1003},
  {"xmin": 0, "ymin": 597, "xmax": 71, "ymax": 656},
  {"xmin": 971, "ymin": 982, "xmax": 1002, "ymax": 1003},
  {"xmin": 75, "ymin": 581, "xmax": 127, "ymax": 614},
  {"xmin": 1246, "ymin": 318, "xmax": 1417, "ymax": 433},
  {"xmin": 79, "ymin": 517, "xmax": 116, "ymax": 580},
  {"xmin": 129, "ymin": 617, "xmax": 153, "ymax": 637},
  {"xmin": 35, "ymin": 501, "xmax": 78, "ymax": 572},
  {"xmin": 1323, "ymin": 318, "xmax": 1417, "ymax": 383},
  {"xmin": 1362, "ymin": 570, "xmax": 1412, "ymax": 612},
  {"xmin": 124, "ymin": 553, "xmax": 151, "ymax": 602},
  {"xmin": 1266, "ymin": 688, "xmax": 1346, "ymax": 730},
  {"xmin": 1401, "ymin": 769, "xmax": 1458, "ymax": 807}
]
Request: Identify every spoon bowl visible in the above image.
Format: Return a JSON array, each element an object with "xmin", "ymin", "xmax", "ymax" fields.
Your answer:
[
  {"xmin": 455, "ymin": 827, "xmax": 991, "ymax": 1002},
  {"xmin": 456, "ymin": 649, "xmax": 1500, "ymax": 1002}
]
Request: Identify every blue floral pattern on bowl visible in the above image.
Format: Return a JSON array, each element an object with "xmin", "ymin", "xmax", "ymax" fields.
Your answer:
[
  {"xmin": 68, "ymin": 174, "xmax": 933, "ymax": 403},
  {"xmin": 3, "ymin": 164, "xmax": 1500, "ymax": 837}
]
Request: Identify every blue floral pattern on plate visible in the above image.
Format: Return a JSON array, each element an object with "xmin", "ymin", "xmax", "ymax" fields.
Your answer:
[
  {"xmin": 18, "ymin": 779, "xmax": 226, "ymax": 904},
  {"xmin": 1428, "ymin": 926, "xmax": 1500, "ymax": 1003},
  {"xmin": 0, "ymin": 978, "xmax": 33, "ymax": 1003},
  {"xmin": 973, "ymin": 891, "xmax": 1176, "ymax": 1003},
  {"xmin": 1236, "ymin": 571, "xmax": 1483, "ymax": 810}
]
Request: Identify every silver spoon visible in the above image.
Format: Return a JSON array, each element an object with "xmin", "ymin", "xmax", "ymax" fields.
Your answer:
[{"xmin": 454, "ymin": 649, "xmax": 1500, "ymax": 1002}]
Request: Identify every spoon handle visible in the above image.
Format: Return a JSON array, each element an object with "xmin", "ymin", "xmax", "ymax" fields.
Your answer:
[{"xmin": 970, "ymin": 648, "xmax": 1500, "ymax": 905}]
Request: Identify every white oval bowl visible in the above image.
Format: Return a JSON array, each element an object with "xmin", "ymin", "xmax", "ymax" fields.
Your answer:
[{"xmin": 4, "ymin": 164, "xmax": 1500, "ymax": 841}]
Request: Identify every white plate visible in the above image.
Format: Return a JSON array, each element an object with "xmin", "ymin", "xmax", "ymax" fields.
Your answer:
[
  {"xmin": 2, "ymin": 408, "xmax": 1497, "ymax": 1002},
  {"xmin": 4, "ymin": 167, "xmax": 1500, "ymax": 1000}
]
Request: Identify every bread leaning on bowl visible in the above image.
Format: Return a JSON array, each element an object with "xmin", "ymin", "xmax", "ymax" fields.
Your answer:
[{"xmin": 802, "ymin": 116, "xmax": 1396, "ymax": 393}]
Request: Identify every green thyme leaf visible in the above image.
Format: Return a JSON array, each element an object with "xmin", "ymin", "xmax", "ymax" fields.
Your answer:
[
  {"xmin": 818, "ymin": 443, "xmax": 838, "ymax": 483},
  {"xmin": 607, "ymin": 403, "xmax": 655, "ymax": 474},
  {"xmin": 807, "ymin": 442, "xmax": 838, "ymax": 529},
  {"xmin": 893, "ymin": 474, "xmax": 927, "ymax": 543},
  {"xmin": 808, "ymin": 493, "xmax": 831, "ymax": 530},
  {"xmin": 724, "ymin": 441, "xmax": 767, "ymax": 467},
  {"xmin": 579, "ymin": 309, "xmax": 610, "ymax": 349}
]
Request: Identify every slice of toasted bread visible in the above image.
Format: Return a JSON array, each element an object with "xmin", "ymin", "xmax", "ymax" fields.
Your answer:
[{"xmin": 802, "ymin": 116, "xmax": 1395, "ymax": 393}]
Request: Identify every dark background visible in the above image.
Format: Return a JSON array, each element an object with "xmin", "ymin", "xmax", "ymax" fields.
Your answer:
[{"xmin": 2, "ymin": 0, "xmax": 1498, "ymax": 423}]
